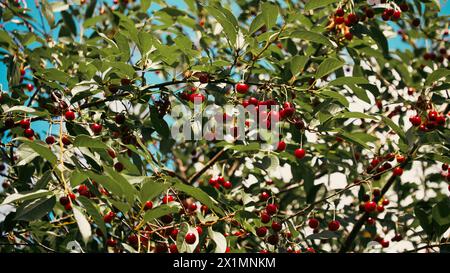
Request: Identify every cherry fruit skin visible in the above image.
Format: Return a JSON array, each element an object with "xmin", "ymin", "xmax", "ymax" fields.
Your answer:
[
  {"xmin": 409, "ymin": 115, "xmax": 422, "ymax": 126},
  {"xmin": 20, "ymin": 119, "xmax": 30, "ymax": 129},
  {"xmin": 24, "ymin": 128, "xmax": 34, "ymax": 138},
  {"xmin": 65, "ymin": 110, "xmax": 76, "ymax": 121},
  {"xmin": 364, "ymin": 201, "xmax": 377, "ymax": 213},
  {"xmin": 276, "ymin": 141, "xmax": 286, "ymax": 152},
  {"xmin": 185, "ymin": 233, "xmax": 196, "ymax": 244},
  {"xmin": 223, "ymin": 181, "xmax": 232, "ymax": 189},
  {"xmin": 91, "ymin": 123, "xmax": 102, "ymax": 134},
  {"xmin": 26, "ymin": 83, "xmax": 34, "ymax": 91},
  {"xmin": 271, "ymin": 221, "xmax": 282, "ymax": 232},
  {"xmin": 45, "ymin": 136, "xmax": 55, "ymax": 145},
  {"xmin": 115, "ymin": 113, "xmax": 125, "ymax": 124},
  {"xmin": 256, "ymin": 226, "xmax": 268, "ymax": 237},
  {"xmin": 236, "ymin": 83, "xmax": 249, "ymax": 94},
  {"xmin": 114, "ymin": 162, "xmax": 124, "ymax": 172},
  {"xmin": 393, "ymin": 167, "xmax": 403, "ymax": 176},
  {"xmin": 266, "ymin": 204, "xmax": 278, "ymax": 215},
  {"xmin": 144, "ymin": 201, "xmax": 153, "ymax": 211},
  {"xmin": 260, "ymin": 212, "xmax": 271, "ymax": 223},
  {"xmin": 260, "ymin": 191, "xmax": 270, "ymax": 201},
  {"xmin": 328, "ymin": 220, "xmax": 340, "ymax": 231},
  {"xmin": 294, "ymin": 148, "xmax": 306, "ymax": 159},
  {"xmin": 267, "ymin": 234, "xmax": 279, "ymax": 245},
  {"xmin": 308, "ymin": 218, "xmax": 319, "ymax": 229},
  {"xmin": 162, "ymin": 195, "xmax": 174, "ymax": 204}
]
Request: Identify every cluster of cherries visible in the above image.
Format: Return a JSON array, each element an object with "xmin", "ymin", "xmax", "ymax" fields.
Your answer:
[
  {"xmin": 409, "ymin": 110, "xmax": 447, "ymax": 132},
  {"xmin": 365, "ymin": 153, "xmax": 406, "ymax": 181},
  {"xmin": 208, "ymin": 175, "xmax": 233, "ymax": 189},
  {"xmin": 423, "ymin": 48, "xmax": 449, "ymax": 63}
]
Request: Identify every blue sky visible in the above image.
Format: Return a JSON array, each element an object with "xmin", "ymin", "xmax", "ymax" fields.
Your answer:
[{"xmin": 0, "ymin": 0, "xmax": 449, "ymax": 138}]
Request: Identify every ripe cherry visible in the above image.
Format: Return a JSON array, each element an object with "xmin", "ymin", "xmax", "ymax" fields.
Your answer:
[
  {"xmin": 328, "ymin": 220, "xmax": 340, "ymax": 231},
  {"xmin": 409, "ymin": 115, "xmax": 421, "ymax": 126},
  {"xmin": 344, "ymin": 32, "xmax": 353, "ymax": 41},
  {"xmin": 90, "ymin": 123, "xmax": 102, "ymax": 134},
  {"xmin": 260, "ymin": 191, "xmax": 271, "ymax": 202},
  {"xmin": 335, "ymin": 16, "xmax": 345, "ymax": 24},
  {"xmin": 198, "ymin": 74, "xmax": 209, "ymax": 84},
  {"xmin": 294, "ymin": 148, "xmax": 306, "ymax": 159},
  {"xmin": 103, "ymin": 211, "xmax": 115, "ymax": 223},
  {"xmin": 308, "ymin": 218, "xmax": 319, "ymax": 229},
  {"xmin": 185, "ymin": 233, "xmax": 196, "ymax": 244},
  {"xmin": 115, "ymin": 113, "xmax": 125, "ymax": 124},
  {"xmin": 276, "ymin": 141, "xmax": 286, "ymax": 152},
  {"xmin": 236, "ymin": 83, "xmax": 249, "ymax": 94},
  {"xmin": 260, "ymin": 212, "xmax": 271, "ymax": 223},
  {"xmin": 65, "ymin": 110, "xmax": 76, "ymax": 121},
  {"xmin": 45, "ymin": 136, "xmax": 55, "ymax": 145},
  {"xmin": 20, "ymin": 119, "xmax": 30, "ymax": 129},
  {"xmin": 162, "ymin": 195, "xmax": 174, "ymax": 204},
  {"xmin": 380, "ymin": 239, "xmax": 390, "ymax": 248},
  {"xmin": 271, "ymin": 221, "xmax": 282, "ymax": 232},
  {"xmin": 59, "ymin": 196, "xmax": 70, "ymax": 206},
  {"xmin": 169, "ymin": 244, "xmax": 178, "ymax": 253},
  {"xmin": 335, "ymin": 8, "xmax": 344, "ymax": 17},
  {"xmin": 364, "ymin": 201, "xmax": 377, "ymax": 213},
  {"xmin": 62, "ymin": 135, "xmax": 71, "ymax": 145},
  {"xmin": 144, "ymin": 201, "xmax": 153, "ymax": 211},
  {"xmin": 382, "ymin": 198, "xmax": 390, "ymax": 206},
  {"xmin": 114, "ymin": 162, "xmax": 124, "ymax": 172},
  {"xmin": 106, "ymin": 238, "xmax": 117, "ymax": 247},
  {"xmin": 428, "ymin": 110, "xmax": 438, "ymax": 121},
  {"xmin": 267, "ymin": 234, "xmax": 279, "ymax": 245},
  {"xmin": 223, "ymin": 181, "xmax": 232, "ymax": 189},
  {"xmin": 393, "ymin": 167, "xmax": 403, "ymax": 176},
  {"xmin": 376, "ymin": 205, "xmax": 385, "ymax": 213},
  {"xmin": 366, "ymin": 217, "xmax": 376, "ymax": 225},
  {"xmin": 24, "ymin": 128, "xmax": 34, "ymax": 138},
  {"xmin": 442, "ymin": 163, "xmax": 449, "ymax": 171},
  {"xmin": 392, "ymin": 10, "xmax": 401, "ymax": 20},
  {"xmin": 396, "ymin": 154, "xmax": 406, "ymax": 163},
  {"xmin": 188, "ymin": 203, "xmax": 197, "ymax": 212},
  {"xmin": 189, "ymin": 93, "xmax": 205, "ymax": 103},
  {"xmin": 26, "ymin": 83, "xmax": 33, "ymax": 91},
  {"xmin": 266, "ymin": 204, "xmax": 278, "ymax": 215},
  {"xmin": 256, "ymin": 226, "xmax": 268, "ymax": 237},
  {"xmin": 196, "ymin": 226, "xmax": 203, "ymax": 236}
]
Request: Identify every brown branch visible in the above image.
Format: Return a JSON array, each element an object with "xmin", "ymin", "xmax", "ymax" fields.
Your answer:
[{"xmin": 187, "ymin": 148, "xmax": 226, "ymax": 184}]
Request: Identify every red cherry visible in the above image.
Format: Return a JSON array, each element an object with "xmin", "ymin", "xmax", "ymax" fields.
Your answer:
[
  {"xmin": 62, "ymin": 135, "xmax": 71, "ymax": 145},
  {"xmin": 271, "ymin": 221, "xmax": 282, "ymax": 232},
  {"xmin": 115, "ymin": 113, "xmax": 125, "ymax": 124},
  {"xmin": 364, "ymin": 201, "xmax": 377, "ymax": 213},
  {"xmin": 428, "ymin": 110, "xmax": 438, "ymax": 121},
  {"xmin": 90, "ymin": 123, "xmax": 102, "ymax": 134},
  {"xmin": 306, "ymin": 247, "xmax": 316, "ymax": 253},
  {"xmin": 169, "ymin": 244, "xmax": 178, "ymax": 253},
  {"xmin": 236, "ymin": 83, "xmax": 249, "ymax": 94},
  {"xmin": 382, "ymin": 198, "xmax": 390, "ymax": 206},
  {"xmin": 189, "ymin": 93, "xmax": 205, "ymax": 103},
  {"xmin": 385, "ymin": 8, "xmax": 395, "ymax": 17},
  {"xmin": 162, "ymin": 195, "xmax": 174, "ymax": 204},
  {"xmin": 198, "ymin": 74, "xmax": 209, "ymax": 84},
  {"xmin": 185, "ymin": 233, "xmax": 196, "ymax": 244},
  {"xmin": 328, "ymin": 220, "xmax": 340, "ymax": 231},
  {"xmin": 396, "ymin": 154, "xmax": 406, "ymax": 163},
  {"xmin": 366, "ymin": 217, "xmax": 376, "ymax": 225},
  {"xmin": 20, "ymin": 68, "xmax": 26, "ymax": 75},
  {"xmin": 335, "ymin": 8, "xmax": 345, "ymax": 17},
  {"xmin": 45, "ymin": 136, "xmax": 55, "ymax": 145},
  {"xmin": 144, "ymin": 201, "xmax": 153, "ymax": 211},
  {"xmin": 256, "ymin": 226, "xmax": 268, "ymax": 237},
  {"xmin": 59, "ymin": 196, "xmax": 70, "ymax": 206},
  {"xmin": 376, "ymin": 205, "xmax": 385, "ymax": 213},
  {"xmin": 392, "ymin": 10, "xmax": 401, "ymax": 20},
  {"xmin": 267, "ymin": 234, "xmax": 279, "ymax": 245},
  {"xmin": 217, "ymin": 176, "xmax": 225, "ymax": 185},
  {"xmin": 20, "ymin": 119, "xmax": 30, "ymax": 129},
  {"xmin": 276, "ymin": 141, "xmax": 286, "ymax": 152},
  {"xmin": 260, "ymin": 212, "xmax": 271, "ymax": 223},
  {"xmin": 260, "ymin": 191, "xmax": 270, "ymax": 201},
  {"xmin": 103, "ymin": 211, "xmax": 115, "ymax": 223},
  {"xmin": 308, "ymin": 218, "xmax": 319, "ymax": 229},
  {"xmin": 266, "ymin": 204, "xmax": 278, "ymax": 215},
  {"xmin": 380, "ymin": 239, "xmax": 390, "ymax": 248},
  {"xmin": 344, "ymin": 32, "xmax": 353, "ymax": 41},
  {"xmin": 393, "ymin": 167, "xmax": 403, "ymax": 176},
  {"xmin": 392, "ymin": 233, "xmax": 403, "ymax": 242},
  {"xmin": 114, "ymin": 162, "xmax": 124, "ymax": 172},
  {"xmin": 65, "ymin": 110, "xmax": 76, "ymax": 121},
  {"xmin": 346, "ymin": 13, "xmax": 358, "ymax": 25},
  {"xmin": 442, "ymin": 163, "xmax": 449, "ymax": 171},
  {"xmin": 335, "ymin": 16, "xmax": 345, "ymax": 24},
  {"xmin": 189, "ymin": 203, "xmax": 197, "ymax": 212},
  {"xmin": 294, "ymin": 148, "xmax": 306, "ymax": 159},
  {"xmin": 249, "ymin": 97, "xmax": 259, "ymax": 106},
  {"xmin": 106, "ymin": 239, "xmax": 117, "ymax": 247},
  {"xmin": 208, "ymin": 178, "xmax": 218, "ymax": 186},
  {"xmin": 409, "ymin": 115, "xmax": 421, "ymax": 126},
  {"xmin": 26, "ymin": 83, "xmax": 33, "ymax": 91},
  {"xmin": 196, "ymin": 226, "xmax": 203, "ymax": 235},
  {"xmin": 64, "ymin": 203, "xmax": 72, "ymax": 211},
  {"xmin": 24, "ymin": 128, "xmax": 34, "ymax": 138},
  {"xmin": 223, "ymin": 181, "xmax": 232, "ymax": 189},
  {"xmin": 69, "ymin": 193, "xmax": 76, "ymax": 200}
]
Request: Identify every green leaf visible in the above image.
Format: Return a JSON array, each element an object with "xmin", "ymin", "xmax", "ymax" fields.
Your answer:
[
  {"xmin": 140, "ymin": 180, "xmax": 170, "ymax": 202},
  {"xmin": 320, "ymin": 90, "xmax": 349, "ymax": 107},
  {"xmin": 173, "ymin": 182, "xmax": 225, "ymax": 216},
  {"xmin": 249, "ymin": 14, "xmax": 265, "ymax": 35},
  {"xmin": 304, "ymin": 0, "xmax": 340, "ymax": 10},
  {"xmin": 205, "ymin": 5, "xmax": 238, "ymax": 47},
  {"xmin": 14, "ymin": 196, "xmax": 56, "ymax": 221},
  {"xmin": 73, "ymin": 206, "xmax": 92, "ymax": 244},
  {"xmin": 432, "ymin": 199, "xmax": 450, "ymax": 226},
  {"xmin": 333, "ymin": 112, "xmax": 378, "ymax": 120},
  {"xmin": 425, "ymin": 68, "xmax": 450, "ymax": 86},
  {"xmin": 380, "ymin": 116, "xmax": 407, "ymax": 144},
  {"xmin": 143, "ymin": 204, "xmax": 180, "ymax": 222},
  {"xmin": 43, "ymin": 68, "xmax": 70, "ymax": 84},
  {"xmin": 339, "ymin": 131, "xmax": 373, "ymax": 150},
  {"xmin": 77, "ymin": 196, "xmax": 107, "ymax": 239},
  {"xmin": 15, "ymin": 138, "xmax": 57, "ymax": 165},
  {"xmin": 329, "ymin": 77, "xmax": 369, "ymax": 86},
  {"xmin": 6, "ymin": 106, "xmax": 49, "ymax": 117},
  {"xmin": 208, "ymin": 227, "xmax": 227, "ymax": 253},
  {"xmin": 61, "ymin": 11, "xmax": 77, "ymax": 36},
  {"xmin": 261, "ymin": 2, "xmax": 279, "ymax": 30},
  {"xmin": 291, "ymin": 30, "xmax": 333, "ymax": 47},
  {"xmin": 415, "ymin": 202, "xmax": 433, "ymax": 237},
  {"xmin": 2, "ymin": 190, "xmax": 53, "ymax": 205},
  {"xmin": 348, "ymin": 84, "xmax": 371, "ymax": 103},
  {"xmin": 73, "ymin": 135, "xmax": 109, "ymax": 149},
  {"xmin": 290, "ymin": 55, "xmax": 309, "ymax": 76},
  {"xmin": 316, "ymin": 58, "xmax": 345, "ymax": 79}
]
